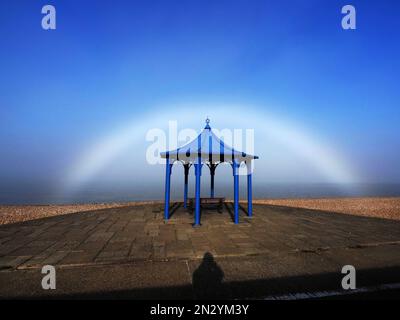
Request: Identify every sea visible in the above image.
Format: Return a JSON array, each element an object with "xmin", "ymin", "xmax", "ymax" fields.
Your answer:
[{"xmin": 0, "ymin": 181, "xmax": 399, "ymax": 205}]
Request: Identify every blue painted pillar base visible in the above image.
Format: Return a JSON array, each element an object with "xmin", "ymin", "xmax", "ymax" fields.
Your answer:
[
  {"xmin": 247, "ymin": 173, "xmax": 253, "ymax": 217},
  {"xmin": 193, "ymin": 163, "xmax": 202, "ymax": 227},
  {"xmin": 233, "ymin": 161, "xmax": 240, "ymax": 224},
  {"xmin": 164, "ymin": 160, "xmax": 172, "ymax": 221},
  {"xmin": 208, "ymin": 163, "xmax": 217, "ymax": 199},
  {"xmin": 210, "ymin": 173, "xmax": 215, "ymax": 198},
  {"xmin": 183, "ymin": 164, "xmax": 190, "ymax": 209},
  {"xmin": 194, "ymin": 134, "xmax": 202, "ymax": 227}
]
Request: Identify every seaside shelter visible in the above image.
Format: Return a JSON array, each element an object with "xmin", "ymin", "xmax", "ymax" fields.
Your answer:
[{"xmin": 160, "ymin": 119, "xmax": 258, "ymax": 226}]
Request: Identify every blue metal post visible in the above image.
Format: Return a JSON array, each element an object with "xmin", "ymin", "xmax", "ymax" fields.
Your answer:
[
  {"xmin": 233, "ymin": 160, "xmax": 239, "ymax": 224},
  {"xmin": 247, "ymin": 173, "xmax": 253, "ymax": 217},
  {"xmin": 183, "ymin": 165, "xmax": 189, "ymax": 208},
  {"xmin": 194, "ymin": 134, "xmax": 202, "ymax": 226},
  {"xmin": 194, "ymin": 163, "xmax": 201, "ymax": 226},
  {"xmin": 164, "ymin": 158, "xmax": 172, "ymax": 221},
  {"xmin": 208, "ymin": 135, "xmax": 214, "ymax": 198},
  {"xmin": 210, "ymin": 172, "xmax": 215, "ymax": 198}
]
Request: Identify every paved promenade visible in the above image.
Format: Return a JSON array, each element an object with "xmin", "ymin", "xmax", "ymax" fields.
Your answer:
[{"xmin": 1, "ymin": 203, "xmax": 400, "ymax": 299}]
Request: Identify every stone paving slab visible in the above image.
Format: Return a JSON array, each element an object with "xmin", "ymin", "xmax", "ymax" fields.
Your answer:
[
  {"xmin": 0, "ymin": 246, "xmax": 399, "ymax": 299},
  {"xmin": 0, "ymin": 203, "xmax": 399, "ymax": 271},
  {"xmin": 0, "ymin": 203, "xmax": 400, "ymax": 298},
  {"xmin": 0, "ymin": 260, "xmax": 194, "ymax": 299}
]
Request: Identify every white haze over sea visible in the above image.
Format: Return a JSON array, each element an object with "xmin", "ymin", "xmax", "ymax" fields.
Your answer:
[{"xmin": 1, "ymin": 182, "xmax": 399, "ymax": 205}]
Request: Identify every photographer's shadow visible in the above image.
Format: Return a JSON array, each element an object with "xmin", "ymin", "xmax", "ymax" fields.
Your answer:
[{"xmin": 192, "ymin": 252, "xmax": 226, "ymax": 299}]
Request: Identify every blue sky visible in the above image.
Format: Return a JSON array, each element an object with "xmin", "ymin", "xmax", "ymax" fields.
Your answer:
[{"xmin": 0, "ymin": 0, "xmax": 400, "ymax": 202}]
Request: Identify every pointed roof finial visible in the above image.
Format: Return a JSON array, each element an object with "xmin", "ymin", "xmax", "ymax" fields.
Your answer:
[{"xmin": 205, "ymin": 117, "xmax": 211, "ymax": 129}]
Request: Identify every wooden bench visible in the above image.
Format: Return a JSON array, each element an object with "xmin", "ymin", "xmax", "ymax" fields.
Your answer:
[{"xmin": 188, "ymin": 197, "xmax": 225, "ymax": 213}]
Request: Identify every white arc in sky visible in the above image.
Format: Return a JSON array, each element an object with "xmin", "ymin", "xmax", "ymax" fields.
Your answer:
[{"xmin": 65, "ymin": 103, "xmax": 356, "ymax": 193}]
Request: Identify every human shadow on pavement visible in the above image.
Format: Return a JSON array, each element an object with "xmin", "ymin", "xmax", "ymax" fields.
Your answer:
[
  {"xmin": 3, "ymin": 265, "xmax": 400, "ymax": 300},
  {"xmin": 192, "ymin": 252, "xmax": 226, "ymax": 299}
]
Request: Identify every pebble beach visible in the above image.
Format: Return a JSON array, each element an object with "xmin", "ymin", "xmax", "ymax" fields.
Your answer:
[{"xmin": 1, "ymin": 197, "xmax": 399, "ymax": 226}]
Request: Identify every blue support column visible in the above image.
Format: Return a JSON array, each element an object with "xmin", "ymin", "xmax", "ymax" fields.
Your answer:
[
  {"xmin": 208, "ymin": 135, "xmax": 215, "ymax": 198},
  {"xmin": 164, "ymin": 157, "xmax": 172, "ymax": 221},
  {"xmin": 194, "ymin": 163, "xmax": 201, "ymax": 226},
  {"xmin": 194, "ymin": 134, "xmax": 202, "ymax": 226},
  {"xmin": 247, "ymin": 173, "xmax": 253, "ymax": 217},
  {"xmin": 210, "ymin": 172, "xmax": 215, "ymax": 198},
  {"xmin": 209, "ymin": 164, "xmax": 216, "ymax": 198},
  {"xmin": 233, "ymin": 160, "xmax": 239, "ymax": 224},
  {"xmin": 246, "ymin": 160, "xmax": 253, "ymax": 217},
  {"xmin": 183, "ymin": 164, "xmax": 190, "ymax": 208}
]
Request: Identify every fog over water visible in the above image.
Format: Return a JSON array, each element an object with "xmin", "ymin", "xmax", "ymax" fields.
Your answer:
[{"xmin": 1, "ymin": 181, "xmax": 399, "ymax": 205}]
